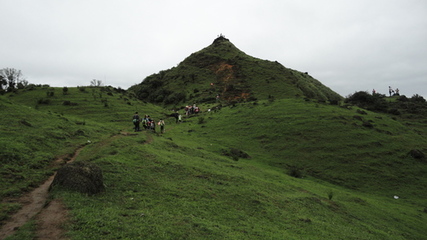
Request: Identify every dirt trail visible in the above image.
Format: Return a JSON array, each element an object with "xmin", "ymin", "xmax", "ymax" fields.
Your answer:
[
  {"xmin": 0, "ymin": 147, "xmax": 84, "ymax": 240},
  {"xmin": 0, "ymin": 130, "xmax": 156, "ymax": 239}
]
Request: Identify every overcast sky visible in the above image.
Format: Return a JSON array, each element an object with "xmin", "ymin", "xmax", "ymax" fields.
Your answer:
[{"xmin": 1, "ymin": 0, "xmax": 426, "ymax": 97}]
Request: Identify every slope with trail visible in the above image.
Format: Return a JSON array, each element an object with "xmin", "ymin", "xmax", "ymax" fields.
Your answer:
[
  {"xmin": 1, "ymin": 36, "xmax": 426, "ymax": 238},
  {"xmin": 0, "ymin": 130, "xmax": 157, "ymax": 239}
]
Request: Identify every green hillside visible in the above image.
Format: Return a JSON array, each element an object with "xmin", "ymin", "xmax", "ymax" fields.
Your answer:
[
  {"xmin": 129, "ymin": 36, "xmax": 342, "ymax": 107},
  {"xmin": 1, "ymin": 37, "xmax": 427, "ymax": 239},
  {"xmin": 1, "ymin": 83, "xmax": 426, "ymax": 239}
]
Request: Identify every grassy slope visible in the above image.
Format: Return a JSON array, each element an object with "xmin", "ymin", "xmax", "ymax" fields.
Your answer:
[
  {"xmin": 0, "ymin": 86, "xmax": 165, "ymax": 222},
  {"xmin": 2, "ymin": 88, "xmax": 427, "ymax": 239}
]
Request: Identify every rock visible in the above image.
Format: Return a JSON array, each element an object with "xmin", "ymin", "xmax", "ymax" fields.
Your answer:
[{"xmin": 50, "ymin": 161, "xmax": 105, "ymax": 195}]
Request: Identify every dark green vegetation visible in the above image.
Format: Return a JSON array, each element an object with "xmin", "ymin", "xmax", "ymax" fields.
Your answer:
[{"xmin": 2, "ymin": 37, "xmax": 427, "ymax": 239}]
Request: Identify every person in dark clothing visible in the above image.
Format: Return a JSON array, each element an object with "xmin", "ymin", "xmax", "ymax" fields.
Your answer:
[{"xmin": 132, "ymin": 112, "xmax": 140, "ymax": 132}]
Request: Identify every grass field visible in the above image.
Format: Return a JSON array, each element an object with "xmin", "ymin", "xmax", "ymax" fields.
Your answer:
[{"xmin": 1, "ymin": 86, "xmax": 427, "ymax": 239}]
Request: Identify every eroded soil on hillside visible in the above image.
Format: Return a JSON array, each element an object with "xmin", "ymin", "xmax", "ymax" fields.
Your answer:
[
  {"xmin": 0, "ymin": 146, "xmax": 87, "ymax": 240},
  {"xmin": 0, "ymin": 131, "xmax": 154, "ymax": 239}
]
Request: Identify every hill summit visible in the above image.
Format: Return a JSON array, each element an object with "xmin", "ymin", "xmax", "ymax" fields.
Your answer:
[{"xmin": 129, "ymin": 36, "xmax": 342, "ymax": 106}]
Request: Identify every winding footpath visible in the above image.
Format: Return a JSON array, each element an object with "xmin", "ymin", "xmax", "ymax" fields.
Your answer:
[
  {"xmin": 0, "ymin": 129, "xmax": 163, "ymax": 239},
  {"xmin": 0, "ymin": 147, "xmax": 85, "ymax": 240}
]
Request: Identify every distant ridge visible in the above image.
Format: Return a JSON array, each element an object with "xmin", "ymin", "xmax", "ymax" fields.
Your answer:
[{"xmin": 130, "ymin": 36, "xmax": 342, "ymax": 106}]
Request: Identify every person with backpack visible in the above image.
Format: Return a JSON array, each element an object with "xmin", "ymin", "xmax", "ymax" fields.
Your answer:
[
  {"xmin": 158, "ymin": 119, "xmax": 165, "ymax": 133},
  {"xmin": 150, "ymin": 119, "xmax": 156, "ymax": 132},
  {"xmin": 132, "ymin": 112, "xmax": 140, "ymax": 132}
]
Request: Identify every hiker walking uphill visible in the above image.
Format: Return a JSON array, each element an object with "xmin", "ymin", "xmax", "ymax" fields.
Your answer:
[
  {"xmin": 158, "ymin": 119, "xmax": 165, "ymax": 133},
  {"xmin": 132, "ymin": 112, "xmax": 140, "ymax": 132}
]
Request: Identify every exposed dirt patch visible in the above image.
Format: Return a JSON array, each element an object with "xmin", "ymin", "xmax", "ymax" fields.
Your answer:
[
  {"xmin": 0, "ymin": 131, "xmax": 154, "ymax": 239},
  {"xmin": 0, "ymin": 174, "xmax": 58, "ymax": 239},
  {"xmin": 0, "ymin": 146, "xmax": 84, "ymax": 239},
  {"xmin": 35, "ymin": 198, "xmax": 70, "ymax": 240}
]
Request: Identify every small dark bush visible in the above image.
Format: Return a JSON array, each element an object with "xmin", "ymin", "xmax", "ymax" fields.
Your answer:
[
  {"xmin": 397, "ymin": 95, "xmax": 409, "ymax": 102},
  {"xmin": 19, "ymin": 120, "xmax": 32, "ymax": 127},
  {"xmin": 327, "ymin": 191, "xmax": 334, "ymax": 200},
  {"xmin": 356, "ymin": 109, "xmax": 367, "ymax": 115},
  {"xmin": 164, "ymin": 92, "xmax": 186, "ymax": 104},
  {"xmin": 198, "ymin": 117, "xmax": 205, "ymax": 124},
  {"xmin": 353, "ymin": 115, "xmax": 363, "ymax": 121},
  {"xmin": 63, "ymin": 101, "xmax": 78, "ymax": 106},
  {"xmin": 37, "ymin": 98, "xmax": 50, "ymax": 104},
  {"xmin": 411, "ymin": 94, "xmax": 426, "ymax": 103},
  {"xmin": 362, "ymin": 121, "xmax": 374, "ymax": 128},
  {"xmin": 75, "ymin": 121, "xmax": 86, "ymax": 125},
  {"xmin": 46, "ymin": 91, "xmax": 55, "ymax": 97},
  {"xmin": 222, "ymin": 148, "xmax": 250, "ymax": 161},
  {"xmin": 289, "ymin": 166, "xmax": 304, "ymax": 178},
  {"xmin": 388, "ymin": 108, "xmax": 401, "ymax": 115},
  {"xmin": 409, "ymin": 149, "xmax": 425, "ymax": 159},
  {"xmin": 329, "ymin": 99, "xmax": 340, "ymax": 105},
  {"xmin": 74, "ymin": 129, "xmax": 86, "ymax": 136}
]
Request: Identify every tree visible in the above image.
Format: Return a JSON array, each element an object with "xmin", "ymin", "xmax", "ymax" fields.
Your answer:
[
  {"xmin": 0, "ymin": 68, "xmax": 26, "ymax": 93},
  {"xmin": 0, "ymin": 75, "xmax": 6, "ymax": 94},
  {"xmin": 90, "ymin": 79, "xmax": 102, "ymax": 87}
]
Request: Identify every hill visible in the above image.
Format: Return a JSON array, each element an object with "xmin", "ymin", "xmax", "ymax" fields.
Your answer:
[
  {"xmin": 1, "ymin": 84, "xmax": 426, "ymax": 239},
  {"xmin": 129, "ymin": 36, "xmax": 342, "ymax": 107}
]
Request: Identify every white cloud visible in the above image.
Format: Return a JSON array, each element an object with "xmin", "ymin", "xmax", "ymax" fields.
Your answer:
[{"xmin": 1, "ymin": 0, "xmax": 426, "ymax": 97}]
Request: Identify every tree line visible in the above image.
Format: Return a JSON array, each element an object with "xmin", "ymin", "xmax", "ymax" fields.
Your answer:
[{"xmin": 0, "ymin": 68, "xmax": 28, "ymax": 94}]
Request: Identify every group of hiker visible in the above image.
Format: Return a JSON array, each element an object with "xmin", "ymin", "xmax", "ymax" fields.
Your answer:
[
  {"xmin": 132, "ymin": 112, "xmax": 165, "ymax": 133},
  {"xmin": 388, "ymin": 86, "xmax": 400, "ymax": 96},
  {"xmin": 372, "ymin": 86, "xmax": 400, "ymax": 96},
  {"xmin": 184, "ymin": 104, "xmax": 200, "ymax": 115},
  {"xmin": 132, "ymin": 104, "xmax": 204, "ymax": 133}
]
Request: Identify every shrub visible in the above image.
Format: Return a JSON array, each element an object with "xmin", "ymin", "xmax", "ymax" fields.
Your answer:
[
  {"xmin": 330, "ymin": 99, "xmax": 340, "ymax": 105},
  {"xmin": 164, "ymin": 92, "xmax": 186, "ymax": 104},
  {"xmin": 198, "ymin": 117, "xmax": 205, "ymax": 124},
  {"xmin": 397, "ymin": 95, "xmax": 409, "ymax": 102},
  {"xmin": 327, "ymin": 191, "xmax": 334, "ymax": 200},
  {"xmin": 345, "ymin": 91, "xmax": 388, "ymax": 112},
  {"xmin": 37, "ymin": 98, "xmax": 50, "ymax": 104},
  {"xmin": 289, "ymin": 166, "xmax": 304, "ymax": 178},
  {"xmin": 63, "ymin": 101, "xmax": 78, "ymax": 106},
  {"xmin": 221, "ymin": 148, "xmax": 250, "ymax": 161},
  {"xmin": 46, "ymin": 90, "xmax": 55, "ymax": 97},
  {"xmin": 411, "ymin": 94, "xmax": 426, "ymax": 103},
  {"xmin": 388, "ymin": 108, "xmax": 401, "ymax": 115},
  {"xmin": 408, "ymin": 149, "xmax": 425, "ymax": 159}
]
